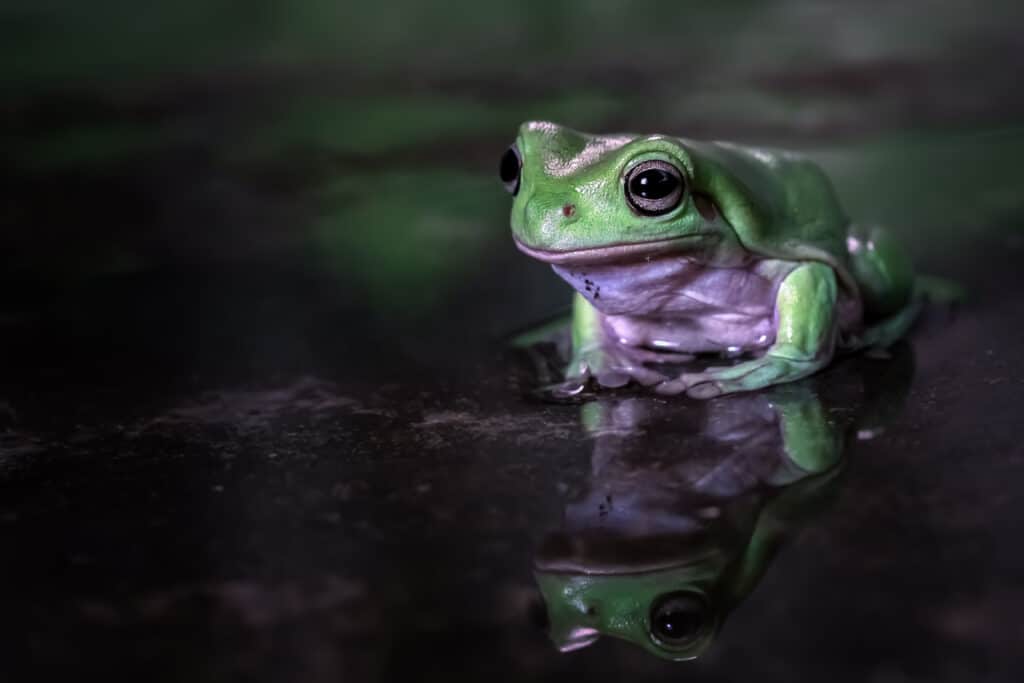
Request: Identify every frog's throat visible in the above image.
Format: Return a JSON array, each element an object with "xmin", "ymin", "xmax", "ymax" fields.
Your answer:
[
  {"xmin": 514, "ymin": 235, "xmax": 712, "ymax": 266},
  {"xmin": 534, "ymin": 531, "xmax": 725, "ymax": 575}
]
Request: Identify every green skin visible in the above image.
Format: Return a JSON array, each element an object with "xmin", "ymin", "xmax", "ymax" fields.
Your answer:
[{"xmin": 506, "ymin": 121, "xmax": 920, "ymax": 397}]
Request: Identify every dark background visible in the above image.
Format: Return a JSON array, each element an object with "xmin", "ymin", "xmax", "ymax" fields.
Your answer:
[{"xmin": 2, "ymin": 2, "xmax": 1023, "ymax": 681}]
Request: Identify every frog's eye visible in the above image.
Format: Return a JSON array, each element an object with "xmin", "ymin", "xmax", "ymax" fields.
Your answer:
[
  {"xmin": 648, "ymin": 592, "xmax": 709, "ymax": 649},
  {"xmin": 624, "ymin": 160, "xmax": 686, "ymax": 216},
  {"xmin": 500, "ymin": 145, "xmax": 522, "ymax": 195}
]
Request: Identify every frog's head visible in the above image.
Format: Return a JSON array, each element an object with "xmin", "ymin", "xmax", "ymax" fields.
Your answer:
[
  {"xmin": 534, "ymin": 567, "xmax": 721, "ymax": 661},
  {"xmin": 502, "ymin": 121, "xmax": 736, "ymax": 266}
]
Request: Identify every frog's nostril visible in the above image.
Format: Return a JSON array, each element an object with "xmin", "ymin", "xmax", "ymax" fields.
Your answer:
[{"xmin": 562, "ymin": 203, "xmax": 576, "ymax": 218}]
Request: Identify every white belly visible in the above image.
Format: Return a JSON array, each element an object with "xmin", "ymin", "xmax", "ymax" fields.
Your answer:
[{"xmin": 553, "ymin": 257, "xmax": 799, "ymax": 354}]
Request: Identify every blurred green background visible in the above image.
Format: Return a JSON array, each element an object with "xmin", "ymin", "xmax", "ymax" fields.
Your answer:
[{"xmin": 3, "ymin": 0, "xmax": 1023, "ymax": 321}]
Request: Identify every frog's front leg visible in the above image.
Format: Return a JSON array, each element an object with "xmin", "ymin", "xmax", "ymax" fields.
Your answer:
[
  {"xmin": 658, "ymin": 263, "xmax": 839, "ymax": 399},
  {"xmin": 555, "ymin": 293, "xmax": 665, "ymax": 396}
]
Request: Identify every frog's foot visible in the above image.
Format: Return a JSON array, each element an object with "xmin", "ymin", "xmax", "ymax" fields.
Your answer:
[
  {"xmin": 551, "ymin": 345, "xmax": 666, "ymax": 397},
  {"xmin": 655, "ymin": 354, "xmax": 828, "ymax": 399},
  {"xmin": 659, "ymin": 262, "xmax": 840, "ymax": 399}
]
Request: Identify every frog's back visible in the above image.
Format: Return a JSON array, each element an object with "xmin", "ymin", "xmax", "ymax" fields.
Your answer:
[
  {"xmin": 683, "ymin": 139, "xmax": 913, "ymax": 320},
  {"xmin": 696, "ymin": 140, "xmax": 848, "ymax": 248}
]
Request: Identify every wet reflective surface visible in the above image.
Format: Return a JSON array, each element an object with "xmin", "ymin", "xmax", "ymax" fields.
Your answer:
[
  {"xmin": 533, "ymin": 350, "xmax": 912, "ymax": 661},
  {"xmin": 3, "ymin": 2, "xmax": 1024, "ymax": 681}
]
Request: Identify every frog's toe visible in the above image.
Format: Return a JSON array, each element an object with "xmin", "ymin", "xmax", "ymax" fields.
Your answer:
[
  {"xmin": 655, "ymin": 370, "xmax": 722, "ymax": 399},
  {"xmin": 686, "ymin": 381, "xmax": 723, "ymax": 399},
  {"xmin": 549, "ymin": 376, "xmax": 589, "ymax": 398},
  {"xmin": 549, "ymin": 360, "xmax": 592, "ymax": 398},
  {"xmin": 609, "ymin": 364, "xmax": 666, "ymax": 388},
  {"xmin": 595, "ymin": 364, "xmax": 664, "ymax": 389},
  {"xmin": 653, "ymin": 377, "xmax": 689, "ymax": 395},
  {"xmin": 657, "ymin": 365, "xmax": 762, "ymax": 399},
  {"xmin": 633, "ymin": 367, "xmax": 668, "ymax": 387},
  {"xmin": 595, "ymin": 370, "xmax": 631, "ymax": 389}
]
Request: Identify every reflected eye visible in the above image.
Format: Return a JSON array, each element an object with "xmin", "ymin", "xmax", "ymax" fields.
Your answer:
[
  {"xmin": 624, "ymin": 160, "xmax": 685, "ymax": 216},
  {"xmin": 500, "ymin": 145, "xmax": 522, "ymax": 195},
  {"xmin": 649, "ymin": 592, "xmax": 708, "ymax": 648}
]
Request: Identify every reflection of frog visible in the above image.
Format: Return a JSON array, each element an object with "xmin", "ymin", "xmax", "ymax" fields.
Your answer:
[
  {"xmin": 501, "ymin": 121, "xmax": 933, "ymax": 398},
  {"xmin": 532, "ymin": 348, "xmax": 913, "ymax": 661}
]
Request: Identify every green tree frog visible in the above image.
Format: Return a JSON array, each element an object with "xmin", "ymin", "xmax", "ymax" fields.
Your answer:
[{"xmin": 501, "ymin": 121, "xmax": 922, "ymax": 397}]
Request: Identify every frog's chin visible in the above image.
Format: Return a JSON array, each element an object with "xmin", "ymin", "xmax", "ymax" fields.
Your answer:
[
  {"xmin": 514, "ymin": 235, "xmax": 712, "ymax": 266},
  {"xmin": 534, "ymin": 531, "xmax": 725, "ymax": 575}
]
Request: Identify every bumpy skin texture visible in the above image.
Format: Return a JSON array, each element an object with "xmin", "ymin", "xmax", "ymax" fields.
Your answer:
[{"xmin": 506, "ymin": 121, "xmax": 918, "ymax": 397}]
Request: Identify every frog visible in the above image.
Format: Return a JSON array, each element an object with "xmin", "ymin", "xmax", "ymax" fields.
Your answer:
[
  {"xmin": 501, "ymin": 121, "xmax": 927, "ymax": 398},
  {"xmin": 532, "ymin": 346, "xmax": 914, "ymax": 660}
]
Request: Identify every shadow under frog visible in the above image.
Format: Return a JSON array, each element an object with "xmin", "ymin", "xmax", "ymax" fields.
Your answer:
[{"xmin": 531, "ymin": 346, "xmax": 913, "ymax": 661}]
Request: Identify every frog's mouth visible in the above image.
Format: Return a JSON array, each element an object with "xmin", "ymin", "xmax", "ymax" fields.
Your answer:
[{"xmin": 514, "ymin": 235, "xmax": 713, "ymax": 266}]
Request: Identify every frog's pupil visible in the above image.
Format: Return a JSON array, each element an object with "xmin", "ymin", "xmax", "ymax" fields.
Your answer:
[
  {"xmin": 653, "ymin": 606, "xmax": 702, "ymax": 641},
  {"xmin": 631, "ymin": 169, "xmax": 678, "ymax": 199},
  {"xmin": 650, "ymin": 592, "xmax": 706, "ymax": 646}
]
